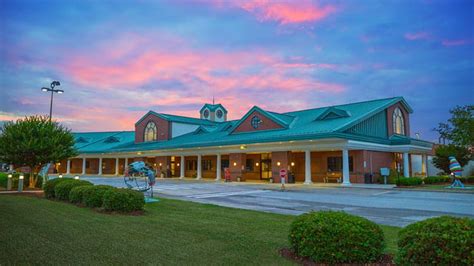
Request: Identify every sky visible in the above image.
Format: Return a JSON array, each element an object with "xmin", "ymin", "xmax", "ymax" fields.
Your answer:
[{"xmin": 0, "ymin": 0, "xmax": 473, "ymax": 142}]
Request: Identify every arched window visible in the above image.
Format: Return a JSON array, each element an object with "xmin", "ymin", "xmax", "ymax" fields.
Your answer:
[
  {"xmin": 144, "ymin": 122, "xmax": 157, "ymax": 142},
  {"xmin": 392, "ymin": 108, "xmax": 405, "ymax": 135}
]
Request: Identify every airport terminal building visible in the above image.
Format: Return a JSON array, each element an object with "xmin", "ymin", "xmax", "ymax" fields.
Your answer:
[{"xmin": 54, "ymin": 97, "xmax": 433, "ymax": 185}]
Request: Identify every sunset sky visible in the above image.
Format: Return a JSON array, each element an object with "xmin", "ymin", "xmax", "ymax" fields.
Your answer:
[{"xmin": 1, "ymin": 0, "xmax": 472, "ymax": 141}]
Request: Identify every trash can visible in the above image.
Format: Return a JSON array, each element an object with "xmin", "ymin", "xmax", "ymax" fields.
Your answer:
[
  {"xmin": 364, "ymin": 173, "xmax": 373, "ymax": 184},
  {"xmin": 288, "ymin": 172, "xmax": 295, "ymax": 183}
]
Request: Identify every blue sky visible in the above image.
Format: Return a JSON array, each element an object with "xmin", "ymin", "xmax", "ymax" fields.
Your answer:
[{"xmin": 0, "ymin": 0, "xmax": 472, "ymax": 141}]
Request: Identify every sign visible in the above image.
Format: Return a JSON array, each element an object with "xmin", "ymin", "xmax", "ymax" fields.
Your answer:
[
  {"xmin": 380, "ymin": 168, "xmax": 390, "ymax": 176},
  {"xmin": 224, "ymin": 167, "xmax": 231, "ymax": 182},
  {"xmin": 280, "ymin": 169, "xmax": 287, "ymax": 179}
]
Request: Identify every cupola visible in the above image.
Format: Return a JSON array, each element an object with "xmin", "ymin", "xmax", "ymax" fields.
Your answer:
[{"xmin": 199, "ymin": 103, "xmax": 228, "ymax": 122}]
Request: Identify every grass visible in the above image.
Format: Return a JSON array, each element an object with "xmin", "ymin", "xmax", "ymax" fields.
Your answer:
[
  {"xmin": 0, "ymin": 195, "xmax": 400, "ymax": 265},
  {"xmin": 400, "ymin": 184, "xmax": 474, "ymax": 192}
]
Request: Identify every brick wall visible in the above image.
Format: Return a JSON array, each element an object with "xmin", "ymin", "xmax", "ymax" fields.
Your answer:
[
  {"xmin": 233, "ymin": 110, "xmax": 283, "ymax": 133},
  {"xmin": 135, "ymin": 113, "xmax": 171, "ymax": 143},
  {"xmin": 386, "ymin": 102, "xmax": 410, "ymax": 137}
]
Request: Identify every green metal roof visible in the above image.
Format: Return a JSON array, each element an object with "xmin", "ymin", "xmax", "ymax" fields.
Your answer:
[
  {"xmin": 135, "ymin": 110, "xmax": 218, "ymax": 126},
  {"xmin": 199, "ymin": 103, "xmax": 228, "ymax": 113},
  {"xmin": 74, "ymin": 97, "xmax": 432, "ymax": 154}
]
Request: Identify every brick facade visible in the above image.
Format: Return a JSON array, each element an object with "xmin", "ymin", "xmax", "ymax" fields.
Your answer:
[
  {"xmin": 135, "ymin": 113, "xmax": 171, "ymax": 143},
  {"xmin": 386, "ymin": 102, "xmax": 410, "ymax": 137},
  {"xmin": 233, "ymin": 110, "xmax": 283, "ymax": 133}
]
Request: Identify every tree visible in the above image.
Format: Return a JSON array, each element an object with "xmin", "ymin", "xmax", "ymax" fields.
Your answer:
[
  {"xmin": 432, "ymin": 145, "xmax": 471, "ymax": 174},
  {"xmin": 434, "ymin": 105, "xmax": 474, "ymax": 147},
  {"xmin": 0, "ymin": 116, "xmax": 77, "ymax": 188}
]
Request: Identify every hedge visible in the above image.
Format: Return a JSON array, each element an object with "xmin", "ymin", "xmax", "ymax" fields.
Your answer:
[
  {"xmin": 424, "ymin": 176, "xmax": 451, "ymax": 184},
  {"xmin": 396, "ymin": 177, "xmax": 423, "ymax": 186},
  {"xmin": 102, "ymin": 188, "xmax": 145, "ymax": 212},
  {"xmin": 54, "ymin": 179, "xmax": 93, "ymax": 201},
  {"xmin": 396, "ymin": 216, "xmax": 474, "ymax": 265},
  {"xmin": 69, "ymin": 185, "xmax": 92, "ymax": 204},
  {"xmin": 289, "ymin": 211, "xmax": 385, "ymax": 264},
  {"xmin": 83, "ymin": 185, "xmax": 115, "ymax": 208},
  {"xmin": 44, "ymin": 178, "xmax": 73, "ymax": 198},
  {"xmin": 0, "ymin": 172, "xmax": 44, "ymax": 189}
]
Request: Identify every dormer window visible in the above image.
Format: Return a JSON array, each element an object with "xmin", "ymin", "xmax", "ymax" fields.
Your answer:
[
  {"xmin": 393, "ymin": 108, "xmax": 405, "ymax": 135},
  {"xmin": 144, "ymin": 121, "xmax": 157, "ymax": 142},
  {"xmin": 251, "ymin": 115, "xmax": 262, "ymax": 129},
  {"xmin": 203, "ymin": 109, "xmax": 210, "ymax": 119},
  {"xmin": 216, "ymin": 109, "xmax": 223, "ymax": 119}
]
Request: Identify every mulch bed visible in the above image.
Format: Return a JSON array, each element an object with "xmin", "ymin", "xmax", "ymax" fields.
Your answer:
[
  {"xmin": 279, "ymin": 248, "xmax": 394, "ymax": 266},
  {"xmin": 0, "ymin": 191, "xmax": 44, "ymax": 198}
]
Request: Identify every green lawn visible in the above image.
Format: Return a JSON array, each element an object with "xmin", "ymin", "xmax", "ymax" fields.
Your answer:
[{"xmin": 0, "ymin": 195, "xmax": 400, "ymax": 265}]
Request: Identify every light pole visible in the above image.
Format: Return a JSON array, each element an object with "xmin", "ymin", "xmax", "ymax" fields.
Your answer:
[{"xmin": 41, "ymin": 81, "xmax": 64, "ymax": 121}]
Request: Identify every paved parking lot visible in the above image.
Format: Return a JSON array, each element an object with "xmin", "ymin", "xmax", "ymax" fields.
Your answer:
[{"xmin": 82, "ymin": 176, "xmax": 474, "ymax": 227}]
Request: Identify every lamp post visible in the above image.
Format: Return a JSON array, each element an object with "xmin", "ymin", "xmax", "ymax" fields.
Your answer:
[{"xmin": 41, "ymin": 81, "xmax": 64, "ymax": 121}]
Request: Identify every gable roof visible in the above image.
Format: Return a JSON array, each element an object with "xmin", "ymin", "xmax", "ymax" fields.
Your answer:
[
  {"xmin": 74, "ymin": 97, "xmax": 429, "ymax": 154},
  {"xmin": 73, "ymin": 131, "xmax": 135, "ymax": 153},
  {"xmin": 315, "ymin": 107, "xmax": 351, "ymax": 120},
  {"xmin": 199, "ymin": 103, "xmax": 228, "ymax": 113},
  {"xmin": 135, "ymin": 111, "xmax": 218, "ymax": 126},
  {"xmin": 229, "ymin": 106, "xmax": 294, "ymax": 133}
]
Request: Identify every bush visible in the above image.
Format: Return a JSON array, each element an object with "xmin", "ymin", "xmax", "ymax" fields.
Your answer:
[
  {"xmin": 102, "ymin": 188, "xmax": 144, "ymax": 212},
  {"xmin": 396, "ymin": 177, "xmax": 423, "ymax": 186},
  {"xmin": 83, "ymin": 185, "xmax": 115, "ymax": 208},
  {"xmin": 289, "ymin": 211, "xmax": 385, "ymax": 264},
  {"xmin": 54, "ymin": 179, "xmax": 93, "ymax": 201},
  {"xmin": 44, "ymin": 178, "xmax": 72, "ymax": 198},
  {"xmin": 0, "ymin": 172, "xmax": 44, "ymax": 189},
  {"xmin": 69, "ymin": 185, "xmax": 92, "ymax": 204},
  {"xmin": 396, "ymin": 216, "xmax": 474, "ymax": 265},
  {"xmin": 424, "ymin": 176, "xmax": 451, "ymax": 184}
]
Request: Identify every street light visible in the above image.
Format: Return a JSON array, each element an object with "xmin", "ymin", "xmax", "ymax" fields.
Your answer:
[{"xmin": 41, "ymin": 81, "xmax": 64, "ymax": 121}]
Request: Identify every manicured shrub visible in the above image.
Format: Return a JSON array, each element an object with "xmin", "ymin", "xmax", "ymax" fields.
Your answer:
[
  {"xmin": 83, "ymin": 185, "xmax": 115, "ymax": 208},
  {"xmin": 289, "ymin": 211, "xmax": 385, "ymax": 264},
  {"xmin": 424, "ymin": 176, "xmax": 450, "ymax": 184},
  {"xmin": 396, "ymin": 216, "xmax": 474, "ymax": 265},
  {"xmin": 44, "ymin": 178, "xmax": 73, "ymax": 198},
  {"xmin": 102, "ymin": 188, "xmax": 144, "ymax": 212},
  {"xmin": 396, "ymin": 177, "xmax": 422, "ymax": 186},
  {"xmin": 54, "ymin": 179, "xmax": 93, "ymax": 201},
  {"xmin": 69, "ymin": 185, "xmax": 93, "ymax": 204}
]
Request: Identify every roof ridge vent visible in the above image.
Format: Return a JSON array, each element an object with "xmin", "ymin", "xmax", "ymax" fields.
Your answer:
[
  {"xmin": 104, "ymin": 136, "xmax": 120, "ymax": 143},
  {"xmin": 315, "ymin": 107, "xmax": 351, "ymax": 121}
]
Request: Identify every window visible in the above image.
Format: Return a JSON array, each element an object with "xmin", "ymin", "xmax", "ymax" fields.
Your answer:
[
  {"xmin": 327, "ymin": 156, "xmax": 353, "ymax": 172},
  {"xmin": 144, "ymin": 121, "xmax": 157, "ymax": 142},
  {"xmin": 245, "ymin": 159, "xmax": 254, "ymax": 171},
  {"xmin": 203, "ymin": 109, "xmax": 210, "ymax": 118},
  {"xmin": 186, "ymin": 160, "xmax": 197, "ymax": 171},
  {"xmin": 392, "ymin": 108, "xmax": 405, "ymax": 135},
  {"xmin": 216, "ymin": 109, "xmax": 223, "ymax": 118},
  {"xmin": 251, "ymin": 115, "xmax": 262, "ymax": 129},
  {"xmin": 202, "ymin": 160, "xmax": 213, "ymax": 171}
]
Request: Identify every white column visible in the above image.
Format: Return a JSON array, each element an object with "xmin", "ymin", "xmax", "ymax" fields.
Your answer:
[
  {"xmin": 216, "ymin": 154, "xmax": 222, "ymax": 181},
  {"xmin": 342, "ymin": 149, "xmax": 351, "ymax": 186},
  {"xmin": 197, "ymin": 154, "xmax": 202, "ymax": 179},
  {"xmin": 403, "ymin": 152, "xmax": 410, "ymax": 177},
  {"xmin": 421, "ymin": 154, "xmax": 427, "ymax": 177},
  {"xmin": 304, "ymin": 150, "xmax": 312, "ymax": 184},
  {"xmin": 82, "ymin": 158, "xmax": 86, "ymax": 175},
  {"xmin": 180, "ymin": 156, "xmax": 185, "ymax": 179},
  {"xmin": 124, "ymin": 157, "xmax": 128, "ymax": 166},
  {"xmin": 115, "ymin": 158, "xmax": 119, "ymax": 176},
  {"xmin": 66, "ymin": 160, "xmax": 71, "ymax": 175},
  {"xmin": 98, "ymin": 158, "xmax": 103, "ymax": 175}
]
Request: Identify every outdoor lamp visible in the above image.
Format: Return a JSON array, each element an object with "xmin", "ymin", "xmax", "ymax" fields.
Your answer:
[
  {"xmin": 18, "ymin": 174, "xmax": 24, "ymax": 192},
  {"xmin": 291, "ymin": 162, "xmax": 295, "ymax": 167},
  {"xmin": 159, "ymin": 163, "xmax": 162, "ymax": 166},
  {"xmin": 40, "ymin": 80, "xmax": 64, "ymax": 121},
  {"xmin": 177, "ymin": 163, "xmax": 180, "ymax": 166},
  {"xmin": 7, "ymin": 174, "xmax": 13, "ymax": 190},
  {"xmin": 255, "ymin": 162, "xmax": 259, "ymax": 167},
  {"xmin": 19, "ymin": 174, "xmax": 24, "ymax": 180},
  {"xmin": 8, "ymin": 174, "xmax": 12, "ymax": 178},
  {"xmin": 233, "ymin": 162, "xmax": 237, "ymax": 166},
  {"xmin": 59, "ymin": 174, "xmax": 63, "ymax": 178},
  {"xmin": 74, "ymin": 175, "xmax": 80, "ymax": 180},
  {"xmin": 277, "ymin": 162, "xmax": 281, "ymax": 166}
]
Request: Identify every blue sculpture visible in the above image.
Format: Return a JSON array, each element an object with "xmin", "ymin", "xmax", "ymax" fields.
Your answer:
[{"xmin": 124, "ymin": 161, "xmax": 157, "ymax": 200}]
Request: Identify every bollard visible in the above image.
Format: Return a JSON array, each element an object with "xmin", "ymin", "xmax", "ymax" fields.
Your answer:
[
  {"xmin": 74, "ymin": 175, "xmax": 80, "ymax": 180},
  {"xmin": 18, "ymin": 174, "xmax": 24, "ymax": 192},
  {"xmin": 7, "ymin": 174, "xmax": 12, "ymax": 190},
  {"xmin": 58, "ymin": 174, "xmax": 63, "ymax": 178},
  {"xmin": 280, "ymin": 176, "xmax": 286, "ymax": 191}
]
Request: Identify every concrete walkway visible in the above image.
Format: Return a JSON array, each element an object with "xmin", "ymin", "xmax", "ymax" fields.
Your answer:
[{"xmin": 77, "ymin": 176, "xmax": 474, "ymax": 227}]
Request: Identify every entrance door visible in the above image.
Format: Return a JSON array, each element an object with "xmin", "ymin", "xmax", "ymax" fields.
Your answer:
[{"xmin": 260, "ymin": 153, "xmax": 272, "ymax": 180}]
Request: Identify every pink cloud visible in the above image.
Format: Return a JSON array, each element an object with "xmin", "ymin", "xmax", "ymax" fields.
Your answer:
[
  {"xmin": 404, "ymin": 31, "xmax": 431, "ymax": 41},
  {"xmin": 211, "ymin": 0, "xmax": 337, "ymax": 24},
  {"xmin": 441, "ymin": 39, "xmax": 472, "ymax": 47}
]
